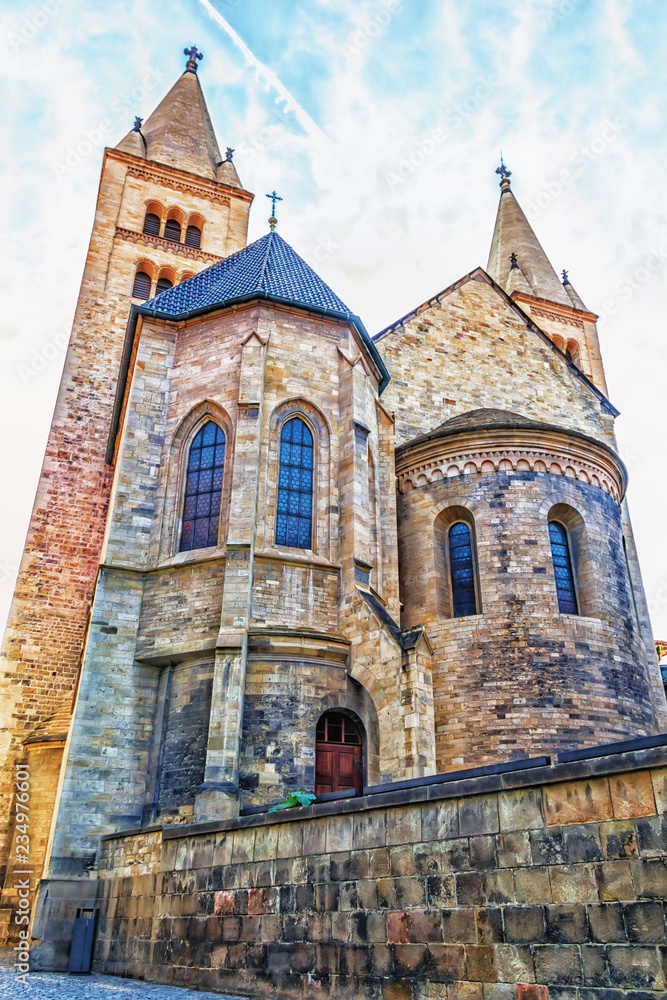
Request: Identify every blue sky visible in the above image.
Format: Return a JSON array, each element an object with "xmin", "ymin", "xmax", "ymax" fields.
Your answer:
[{"xmin": 1, "ymin": 0, "xmax": 667, "ymax": 636}]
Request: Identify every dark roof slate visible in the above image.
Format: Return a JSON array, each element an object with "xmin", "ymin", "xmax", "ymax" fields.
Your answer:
[{"xmin": 142, "ymin": 230, "xmax": 350, "ymax": 318}]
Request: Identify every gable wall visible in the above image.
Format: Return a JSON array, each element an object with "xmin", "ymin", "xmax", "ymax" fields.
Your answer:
[{"xmin": 375, "ymin": 276, "xmax": 615, "ymax": 449}]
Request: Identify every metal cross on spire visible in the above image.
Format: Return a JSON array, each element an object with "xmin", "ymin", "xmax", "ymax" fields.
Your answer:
[
  {"xmin": 266, "ymin": 190, "xmax": 283, "ymax": 231},
  {"xmin": 184, "ymin": 45, "xmax": 203, "ymax": 72},
  {"xmin": 495, "ymin": 153, "xmax": 512, "ymax": 187}
]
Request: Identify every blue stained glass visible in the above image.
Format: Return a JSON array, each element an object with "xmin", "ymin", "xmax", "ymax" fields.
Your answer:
[
  {"xmin": 548, "ymin": 521, "xmax": 578, "ymax": 614},
  {"xmin": 180, "ymin": 421, "xmax": 225, "ymax": 551},
  {"xmin": 449, "ymin": 522, "xmax": 478, "ymax": 617},
  {"xmin": 275, "ymin": 417, "xmax": 313, "ymax": 549}
]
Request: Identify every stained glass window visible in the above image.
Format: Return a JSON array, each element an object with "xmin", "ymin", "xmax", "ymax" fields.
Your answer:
[
  {"xmin": 549, "ymin": 521, "xmax": 578, "ymax": 614},
  {"xmin": 449, "ymin": 521, "xmax": 478, "ymax": 617},
  {"xmin": 180, "ymin": 421, "xmax": 225, "ymax": 551},
  {"xmin": 275, "ymin": 417, "xmax": 313, "ymax": 549}
]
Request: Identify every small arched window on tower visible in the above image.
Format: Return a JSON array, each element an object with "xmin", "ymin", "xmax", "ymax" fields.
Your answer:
[
  {"xmin": 132, "ymin": 268, "xmax": 152, "ymax": 300},
  {"xmin": 448, "ymin": 521, "xmax": 478, "ymax": 617},
  {"xmin": 180, "ymin": 421, "xmax": 226, "ymax": 551},
  {"xmin": 275, "ymin": 417, "xmax": 314, "ymax": 550},
  {"xmin": 143, "ymin": 212, "xmax": 161, "ymax": 237},
  {"xmin": 185, "ymin": 224, "xmax": 201, "ymax": 248},
  {"xmin": 156, "ymin": 275, "xmax": 173, "ymax": 294},
  {"xmin": 565, "ymin": 339, "xmax": 581, "ymax": 368},
  {"xmin": 163, "ymin": 218, "xmax": 182, "ymax": 242},
  {"xmin": 548, "ymin": 520, "xmax": 579, "ymax": 614}
]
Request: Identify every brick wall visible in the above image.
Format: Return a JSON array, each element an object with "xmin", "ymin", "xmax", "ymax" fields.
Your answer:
[{"xmin": 89, "ymin": 744, "xmax": 667, "ymax": 998}]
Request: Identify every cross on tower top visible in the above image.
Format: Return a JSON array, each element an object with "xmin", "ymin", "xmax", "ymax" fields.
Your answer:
[
  {"xmin": 266, "ymin": 190, "xmax": 283, "ymax": 231},
  {"xmin": 496, "ymin": 153, "xmax": 512, "ymax": 188},
  {"xmin": 184, "ymin": 45, "xmax": 203, "ymax": 73}
]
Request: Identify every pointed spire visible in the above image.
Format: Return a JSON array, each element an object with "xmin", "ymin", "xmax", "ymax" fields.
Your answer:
[
  {"xmin": 506, "ymin": 252, "xmax": 533, "ymax": 296},
  {"xmin": 115, "ymin": 49, "xmax": 226, "ymax": 181},
  {"xmin": 487, "ymin": 162, "xmax": 571, "ymax": 307},
  {"xmin": 561, "ymin": 270, "xmax": 590, "ymax": 312}
]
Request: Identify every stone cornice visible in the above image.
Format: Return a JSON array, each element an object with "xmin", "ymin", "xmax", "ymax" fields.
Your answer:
[
  {"xmin": 395, "ymin": 424, "xmax": 626, "ymax": 503},
  {"xmin": 513, "ymin": 292, "xmax": 598, "ymax": 327},
  {"xmin": 114, "ymin": 226, "xmax": 225, "ymax": 264},
  {"xmin": 105, "ymin": 147, "xmax": 254, "ymax": 205}
]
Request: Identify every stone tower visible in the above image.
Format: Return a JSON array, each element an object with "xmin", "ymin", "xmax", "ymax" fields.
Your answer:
[
  {"xmin": 377, "ymin": 162, "xmax": 666, "ymax": 770},
  {"xmin": 0, "ymin": 49, "xmax": 252, "ymax": 941}
]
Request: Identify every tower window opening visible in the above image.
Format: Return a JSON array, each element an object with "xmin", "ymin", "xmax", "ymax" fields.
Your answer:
[
  {"xmin": 185, "ymin": 225, "xmax": 201, "ymax": 248},
  {"xmin": 132, "ymin": 270, "xmax": 152, "ymax": 300},
  {"xmin": 164, "ymin": 218, "xmax": 182, "ymax": 242},
  {"xmin": 448, "ymin": 521, "xmax": 478, "ymax": 617},
  {"xmin": 180, "ymin": 421, "xmax": 226, "ymax": 551},
  {"xmin": 275, "ymin": 417, "xmax": 313, "ymax": 550},
  {"xmin": 143, "ymin": 212, "xmax": 161, "ymax": 237},
  {"xmin": 156, "ymin": 276, "xmax": 173, "ymax": 294},
  {"xmin": 549, "ymin": 520, "xmax": 578, "ymax": 614}
]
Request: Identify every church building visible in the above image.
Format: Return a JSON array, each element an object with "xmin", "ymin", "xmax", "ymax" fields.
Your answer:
[{"xmin": 1, "ymin": 49, "xmax": 666, "ymax": 989}]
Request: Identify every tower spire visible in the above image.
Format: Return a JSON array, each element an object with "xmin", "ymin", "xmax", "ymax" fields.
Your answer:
[
  {"xmin": 487, "ymin": 162, "xmax": 571, "ymax": 306},
  {"xmin": 115, "ymin": 46, "xmax": 226, "ymax": 182}
]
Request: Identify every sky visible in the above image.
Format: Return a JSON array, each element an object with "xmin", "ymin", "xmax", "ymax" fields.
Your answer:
[{"xmin": 1, "ymin": 0, "xmax": 667, "ymax": 639}]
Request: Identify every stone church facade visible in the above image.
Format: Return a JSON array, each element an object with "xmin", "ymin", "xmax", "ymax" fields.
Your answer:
[{"xmin": 1, "ymin": 51, "xmax": 667, "ymax": 993}]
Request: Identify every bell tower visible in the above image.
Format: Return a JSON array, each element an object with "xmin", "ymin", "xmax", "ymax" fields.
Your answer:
[{"xmin": 0, "ymin": 48, "xmax": 253, "ymax": 943}]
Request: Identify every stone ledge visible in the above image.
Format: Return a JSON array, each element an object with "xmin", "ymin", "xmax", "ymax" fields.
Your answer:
[{"xmin": 98, "ymin": 738, "xmax": 667, "ymax": 845}]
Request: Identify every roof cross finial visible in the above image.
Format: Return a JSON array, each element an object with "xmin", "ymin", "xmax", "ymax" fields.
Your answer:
[
  {"xmin": 266, "ymin": 190, "xmax": 283, "ymax": 231},
  {"xmin": 132, "ymin": 116, "xmax": 143, "ymax": 132},
  {"xmin": 496, "ymin": 153, "xmax": 512, "ymax": 189},
  {"xmin": 509, "ymin": 251, "xmax": 518, "ymax": 269},
  {"xmin": 561, "ymin": 269, "xmax": 570, "ymax": 285},
  {"xmin": 184, "ymin": 45, "xmax": 203, "ymax": 73},
  {"xmin": 225, "ymin": 147, "xmax": 235, "ymax": 162}
]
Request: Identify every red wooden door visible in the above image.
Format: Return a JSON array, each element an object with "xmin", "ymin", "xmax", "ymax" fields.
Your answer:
[{"xmin": 315, "ymin": 712, "xmax": 363, "ymax": 795}]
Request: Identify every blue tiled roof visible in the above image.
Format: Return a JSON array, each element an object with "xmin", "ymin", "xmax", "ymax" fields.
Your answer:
[{"xmin": 141, "ymin": 231, "xmax": 350, "ymax": 318}]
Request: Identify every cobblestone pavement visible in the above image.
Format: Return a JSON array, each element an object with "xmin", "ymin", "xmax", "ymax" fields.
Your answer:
[{"xmin": 0, "ymin": 962, "xmax": 243, "ymax": 1000}]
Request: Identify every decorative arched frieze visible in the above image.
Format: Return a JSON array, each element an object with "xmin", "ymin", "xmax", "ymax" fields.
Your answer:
[{"xmin": 396, "ymin": 426, "xmax": 626, "ymax": 503}]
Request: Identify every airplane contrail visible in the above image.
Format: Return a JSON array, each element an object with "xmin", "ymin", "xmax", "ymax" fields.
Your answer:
[{"xmin": 197, "ymin": 0, "xmax": 328, "ymax": 144}]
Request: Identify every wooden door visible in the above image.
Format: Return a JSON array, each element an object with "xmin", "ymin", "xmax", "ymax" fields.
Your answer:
[{"xmin": 315, "ymin": 712, "xmax": 363, "ymax": 795}]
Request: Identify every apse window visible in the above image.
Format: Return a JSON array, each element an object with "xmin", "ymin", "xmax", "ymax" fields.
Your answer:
[
  {"xmin": 548, "ymin": 520, "xmax": 579, "ymax": 614},
  {"xmin": 180, "ymin": 421, "xmax": 225, "ymax": 551},
  {"xmin": 275, "ymin": 417, "xmax": 313, "ymax": 549},
  {"xmin": 448, "ymin": 521, "xmax": 478, "ymax": 617}
]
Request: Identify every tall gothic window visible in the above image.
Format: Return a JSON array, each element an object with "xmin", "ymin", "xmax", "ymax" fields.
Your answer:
[
  {"xmin": 548, "ymin": 520, "xmax": 578, "ymax": 614},
  {"xmin": 449, "ymin": 521, "xmax": 478, "ymax": 617},
  {"xmin": 276, "ymin": 417, "xmax": 313, "ymax": 549},
  {"xmin": 180, "ymin": 421, "xmax": 225, "ymax": 551}
]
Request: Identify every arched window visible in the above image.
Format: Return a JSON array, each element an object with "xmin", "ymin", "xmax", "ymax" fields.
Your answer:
[
  {"xmin": 185, "ymin": 225, "xmax": 201, "ymax": 248},
  {"xmin": 132, "ymin": 269, "xmax": 152, "ymax": 299},
  {"xmin": 156, "ymin": 276, "xmax": 173, "ymax": 294},
  {"xmin": 180, "ymin": 421, "xmax": 226, "ymax": 551},
  {"xmin": 164, "ymin": 218, "xmax": 182, "ymax": 242},
  {"xmin": 448, "ymin": 521, "xmax": 478, "ymax": 617},
  {"xmin": 548, "ymin": 520, "xmax": 578, "ymax": 614},
  {"xmin": 315, "ymin": 712, "xmax": 363, "ymax": 796},
  {"xmin": 566, "ymin": 339, "xmax": 581, "ymax": 367},
  {"xmin": 275, "ymin": 417, "xmax": 313, "ymax": 549},
  {"xmin": 143, "ymin": 212, "xmax": 161, "ymax": 237}
]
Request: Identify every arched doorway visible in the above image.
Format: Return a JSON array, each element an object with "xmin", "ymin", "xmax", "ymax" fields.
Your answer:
[{"xmin": 315, "ymin": 711, "xmax": 363, "ymax": 795}]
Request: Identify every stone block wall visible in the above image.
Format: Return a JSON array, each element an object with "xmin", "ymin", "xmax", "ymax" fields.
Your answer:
[
  {"xmin": 90, "ymin": 744, "xmax": 667, "ymax": 998},
  {"xmin": 397, "ymin": 468, "xmax": 664, "ymax": 770}
]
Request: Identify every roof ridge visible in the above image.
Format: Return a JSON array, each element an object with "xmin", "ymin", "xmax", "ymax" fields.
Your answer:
[{"xmin": 257, "ymin": 230, "xmax": 276, "ymax": 291}]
